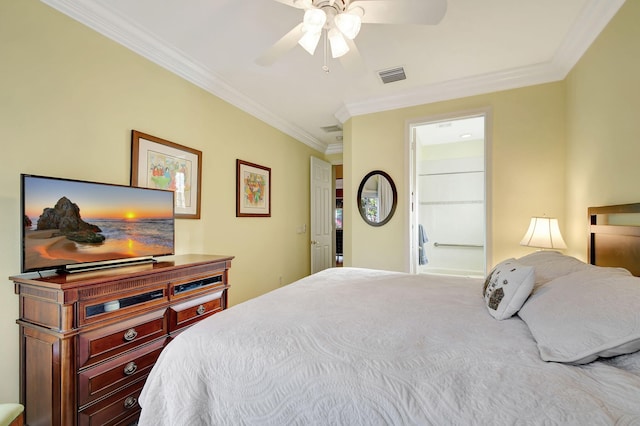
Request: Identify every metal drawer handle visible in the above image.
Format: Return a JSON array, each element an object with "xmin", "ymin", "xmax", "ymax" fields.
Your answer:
[
  {"xmin": 123, "ymin": 396, "xmax": 138, "ymax": 410},
  {"xmin": 196, "ymin": 304, "xmax": 206, "ymax": 315},
  {"xmin": 123, "ymin": 328, "xmax": 138, "ymax": 342},
  {"xmin": 123, "ymin": 361, "xmax": 138, "ymax": 376}
]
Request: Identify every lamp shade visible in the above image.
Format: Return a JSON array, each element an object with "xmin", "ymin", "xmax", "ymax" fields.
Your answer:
[
  {"xmin": 334, "ymin": 7, "xmax": 363, "ymax": 39},
  {"xmin": 328, "ymin": 28, "xmax": 349, "ymax": 58},
  {"xmin": 298, "ymin": 29, "xmax": 322, "ymax": 55},
  {"xmin": 298, "ymin": 8, "xmax": 326, "ymax": 55},
  {"xmin": 520, "ymin": 217, "xmax": 567, "ymax": 249},
  {"xmin": 301, "ymin": 8, "xmax": 327, "ymax": 32}
]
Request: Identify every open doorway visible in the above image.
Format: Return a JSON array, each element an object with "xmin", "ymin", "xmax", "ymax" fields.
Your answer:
[
  {"xmin": 409, "ymin": 113, "xmax": 489, "ymax": 277},
  {"xmin": 335, "ymin": 164, "xmax": 343, "ymax": 266}
]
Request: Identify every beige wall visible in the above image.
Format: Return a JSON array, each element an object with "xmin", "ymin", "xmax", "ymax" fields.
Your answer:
[
  {"xmin": 345, "ymin": 82, "xmax": 567, "ymax": 271},
  {"xmin": 0, "ymin": 0, "xmax": 321, "ymax": 403},
  {"xmin": 564, "ymin": 0, "xmax": 640, "ymax": 260},
  {"xmin": 344, "ymin": 1, "xmax": 638, "ymax": 273}
]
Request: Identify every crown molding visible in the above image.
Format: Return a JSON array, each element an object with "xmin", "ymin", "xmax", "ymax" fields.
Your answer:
[
  {"xmin": 335, "ymin": 61, "xmax": 564, "ymax": 122},
  {"xmin": 40, "ymin": 0, "xmax": 328, "ymax": 154},
  {"xmin": 325, "ymin": 143, "xmax": 344, "ymax": 155},
  {"xmin": 41, "ymin": 0, "xmax": 624, "ymax": 155},
  {"xmin": 551, "ymin": 0, "xmax": 626, "ymax": 74},
  {"xmin": 335, "ymin": 0, "xmax": 626, "ymax": 123}
]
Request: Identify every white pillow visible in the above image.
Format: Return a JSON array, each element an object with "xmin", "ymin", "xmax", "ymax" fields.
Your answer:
[
  {"xmin": 518, "ymin": 268, "xmax": 640, "ymax": 364},
  {"xmin": 516, "ymin": 251, "xmax": 593, "ymax": 288},
  {"xmin": 483, "ymin": 259, "xmax": 535, "ymax": 320}
]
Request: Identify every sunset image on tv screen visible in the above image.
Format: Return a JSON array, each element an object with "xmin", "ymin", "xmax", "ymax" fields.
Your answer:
[{"xmin": 22, "ymin": 175, "xmax": 175, "ymax": 272}]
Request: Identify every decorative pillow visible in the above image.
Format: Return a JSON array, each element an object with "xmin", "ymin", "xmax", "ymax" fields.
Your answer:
[
  {"xmin": 483, "ymin": 259, "xmax": 535, "ymax": 320},
  {"xmin": 518, "ymin": 268, "xmax": 640, "ymax": 364}
]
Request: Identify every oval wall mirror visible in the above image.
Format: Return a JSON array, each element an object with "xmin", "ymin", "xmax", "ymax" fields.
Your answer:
[{"xmin": 357, "ymin": 170, "xmax": 397, "ymax": 227}]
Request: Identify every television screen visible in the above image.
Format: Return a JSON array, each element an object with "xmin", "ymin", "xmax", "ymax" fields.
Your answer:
[{"xmin": 21, "ymin": 174, "xmax": 175, "ymax": 273}]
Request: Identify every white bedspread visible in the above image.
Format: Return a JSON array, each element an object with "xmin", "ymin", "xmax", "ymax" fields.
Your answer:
[{"xmin": 138, "ymin": 268, "xmax": 640, "ymax": 425}]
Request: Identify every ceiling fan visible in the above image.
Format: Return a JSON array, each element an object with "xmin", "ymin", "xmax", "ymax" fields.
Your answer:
[{"xmin": 257, "ymin": 0, "xmax": 448, "ymax": 71}]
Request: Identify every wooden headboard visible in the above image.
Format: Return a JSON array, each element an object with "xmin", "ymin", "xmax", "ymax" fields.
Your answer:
[{"xmin": 588, "ymin": 203, "xmax": 640, "ymax": 277}]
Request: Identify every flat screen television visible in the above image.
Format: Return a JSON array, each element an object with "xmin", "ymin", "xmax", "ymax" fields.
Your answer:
[{"xmin": 21, "ymin": 174, "xmax": 175, "ymax": 273}]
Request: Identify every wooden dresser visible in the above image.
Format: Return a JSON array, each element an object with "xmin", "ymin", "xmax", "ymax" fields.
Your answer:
[{"xmin": 11, "ymin": 254, "xmax": 233, "ymax": 426}]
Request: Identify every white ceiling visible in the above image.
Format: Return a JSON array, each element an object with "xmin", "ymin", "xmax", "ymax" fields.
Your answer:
[
  {"xmin": 41, "ymin": 0, "xmax": 625, "ymax": 153},
  {"xmin": 416, "ymin": 116, "xmax": 485, "ymax": 146}
]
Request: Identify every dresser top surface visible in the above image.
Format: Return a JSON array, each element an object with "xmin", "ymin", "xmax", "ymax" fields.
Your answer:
[{"xmin": 10, "ymin": 254, "xmax": 234, "ymax": 288}]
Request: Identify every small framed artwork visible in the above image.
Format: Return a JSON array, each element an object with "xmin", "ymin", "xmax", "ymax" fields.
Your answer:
[
  {"xmin": 236, "ymin": 159, "xmax": 271, "ymax": 217},
  {"xmin": 131, "ymin": 130, "xmax": 202, "ymax": 219}
]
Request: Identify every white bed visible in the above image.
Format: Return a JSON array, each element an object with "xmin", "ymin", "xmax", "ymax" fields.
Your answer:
[{"xmin": 138, "ymin": 256, "xmax": 640, "ymax": 425}]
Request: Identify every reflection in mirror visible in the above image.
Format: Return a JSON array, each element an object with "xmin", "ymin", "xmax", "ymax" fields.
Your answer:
[{"xmin": 357, "ymin": 170, "xmax": 397, "ymax": 226}]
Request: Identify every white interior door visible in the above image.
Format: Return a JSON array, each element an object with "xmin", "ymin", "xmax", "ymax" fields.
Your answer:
[{"xmin": 310, "ymin": 156, "xmax": 332, "ymax": 274}]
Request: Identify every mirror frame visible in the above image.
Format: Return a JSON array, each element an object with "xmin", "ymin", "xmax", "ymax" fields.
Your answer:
[{"xmin": 357, "ymin": 170, "xmax": 397, "ymax": 227}]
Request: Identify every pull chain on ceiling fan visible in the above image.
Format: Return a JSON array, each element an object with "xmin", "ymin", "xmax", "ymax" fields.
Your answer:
[{"xmin": 257, "ymin": 0, "xmax": 447, "ymax": 71}]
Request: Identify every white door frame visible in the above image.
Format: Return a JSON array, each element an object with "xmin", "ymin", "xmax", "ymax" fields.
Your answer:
[{"xmin": 405, "ymin": 108, "xmax": 493, "ymax": 275}]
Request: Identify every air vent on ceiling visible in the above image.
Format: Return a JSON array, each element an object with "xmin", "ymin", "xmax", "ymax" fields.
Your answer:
[
  {"xmin": 378, "ymin": 67, "xmax": 406, "ymax": 84},
  {"xmin": 321, "ymin": 124, "xmax": 343, "ymax": 133}
]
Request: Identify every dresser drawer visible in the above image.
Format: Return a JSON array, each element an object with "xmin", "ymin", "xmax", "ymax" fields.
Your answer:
[
  {"xmin": 78, "ymin": 338, "xmax": 165, "ymax": 407},
  {"xmin": 168, "ymin": 290, "xmax": 224, "ymax": 333},
  {"xmin": 78, "ymin": 380, "xmax": 143, "ymax": 426},
  {"xmin": 79, "ymin": 284, "xmax": 168, "ymax": 326},
  {"xmin": 112, "ymin": 410, "xmax": 141, "ymax": 426},
  {"xmin": 79, "ymin": 310, "xmax": 167, "ymax": 368},
  {"xmin": 170, "ymin": 272, "xmax": 225, "ymax": 300}
]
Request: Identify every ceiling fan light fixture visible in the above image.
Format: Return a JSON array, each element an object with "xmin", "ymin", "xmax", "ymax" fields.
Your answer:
[
  {"xmin": 328, "ymin": 28, "xmax": 349, "ymax": 58},
  {"xmin": 335, "ymin": 7, "xmax": 363, "ymax": 39},
  {"xmin": 298, "ymin": 29, "xmax": 322, "ymax": 55},
  {"xmin": 301, "ymin": 8, "xmax": 327, "ymax": 33}
]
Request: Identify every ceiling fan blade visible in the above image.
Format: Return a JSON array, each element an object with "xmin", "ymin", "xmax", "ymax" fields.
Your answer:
[
  {"xmin": 338, "ymin": 38, "xmax": 366, "ymax": 75},
  {"xmin": 352, "ymin": 0, "xmax": 447, "ymax": 25},
  {"xmin": 255, "ymin": 23, "xmax": 304, "ymax": 66},
  {"xmin": 272, "ymin": 0, "xmax": 310, "ymax": 9}
]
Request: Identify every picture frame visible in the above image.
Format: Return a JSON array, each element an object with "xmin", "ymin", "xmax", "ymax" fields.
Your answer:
[
  {"xmin": 236, "ymin": 159, "xmax": 271, "ymax": 217},
  {"xmin": 131, "ymin": 130, "xmax": 202, "ymax": 219}
]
